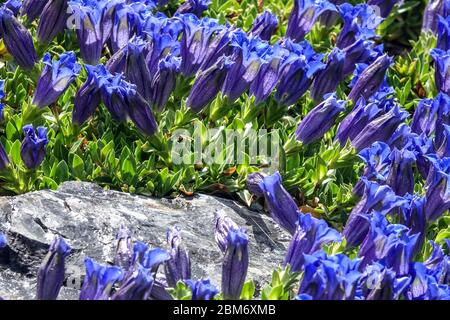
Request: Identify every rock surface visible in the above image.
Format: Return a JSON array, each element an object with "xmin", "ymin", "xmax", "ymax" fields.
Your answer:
[{"xmin": 0, "ymin": 181, "xmax": 289, "ymax": 300}]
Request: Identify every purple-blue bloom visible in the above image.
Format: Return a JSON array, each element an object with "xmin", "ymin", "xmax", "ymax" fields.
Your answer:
[
  {"xmin": 431, "ymin": 48, "xmax": 450, "ymax": 95},
  {"xmin": 20, "ymin": 124, "xmax": 48, "ymax": 169},
  {"xmin": 186, "ymin": 279, "xmax": 219, "ymax": 300},
  {"xmin": 175, "ymin": 0, "xmax": 211, "ymax": 17},
  {"xmin": 21, "ymin": 0, "xmax": 49, "ymax": 23},
  {"xmin": 114, "ymin": 225, "xmax": 133, "ymax": 271},
  {"xmin": 111, "ymin": 264, "xmax": 154, "ymax": 300},
  {"xmin": 284, "ymin": 213, "xmax": 342, "ymax": 272},
  {"xmin": 367, "ymin": 0, "xmax": 400, "ymax": 18},
  {"xmin": 32, "ymin": 52, "xmax": 81, "ymax": 108},
  {"xmin": 249, "ymin": 10, "xmax": 278, "ymax": 41},
  {"xmin": 437, "ymin": 16, "xmax": 450, "ymax": 51},
  {"xmin": 0, "ymin": 142, "xmax": 9, "ymax": 171},
  {"xmin": 422, "ymin": 0, "xmax": 450, "ymax": 33},
  {"xmin": 37, "ymin": 0, "xmax": 69, "ymax": 44},
  {"xmin": 424, "ymin": 156, "xmax": 450, "ymax": 222},
  {"xmin": 164, "ymin": 227, "xmax": 191, "ymax": 288},
  {"xmin": 385, "ymin": 147, "xmax": 416, "ymax": 196}
]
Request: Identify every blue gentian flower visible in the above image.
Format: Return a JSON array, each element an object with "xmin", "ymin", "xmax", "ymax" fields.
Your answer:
[
  {"xmin": 284, "ymin": 213, "xmax": 342, "ymax": 272},
  {"xmin": 246, "ymin": 172, "xmax": 266, "ymax": 198},
  {"xmin": 32, "ymin": 52, "xmax": 81, "ymax": 108},
  {"xmin": 175, "ymin": 0, "xmax": 211, "ymax": 17},
  {"xmin": 150, "ymin": 54, "xmax": 180, "ymax": 111},
  {"xmin": 348, "ymin": 54, "xmax": 393, "ymax": 102},
  {"xmin": 21, "ymin": 0, "xmax": 49, "ymax": 23},
  {"xmin": 36, "ymin": 236, "xmax": 71, "ymax": 300},
  {"xmin": 436, "ymin": 124, "xmax": 450, "ymax": 158},
  {"xmin": 359, "ymin": 212, "xmax": 419, "ymax": 275},
  {"xmin": 124, "ymin": 37, "xmax": 153, "ymax": 101},
  {"xmin": 310, "ymin": 48, "xmax": 346, "ymax": 102},
  {"xmin": 186, "ymin": 279, "xmax": 219, "ymax": 300},
  {"xmin": 72, "ymin": 64, "xmax": 107, "ymax": 126},
  {"xmin": 341, "ymin": 39, "xmax": 381, "ymax": 77},
  {"xmin": 249, "ymin": 10, "xmax": 278, "ymax": 41},
  {"xmin": 79, "ymin": 257, "xmax": 124, "ymax": 300},
  {"xmin": 336, "ymin": 3, "xmax": 383, "ymax": 48},
  {"xmin": 367, "ymin": 0, "xmax": 400, "ymax": 18},
  {"xmin": 343, "ymin": 179, "xmax": 407, "ymax": 247},
  {"xmin": 437, "ymin": 16, "xmax": 450, "ymax": 51},
  {"xmin": 298, "ymin": 250, "xmax": 361, "ymax": 300},
  {"xmin": 111, "ymin": 264, "xmax": 154, "ymax": 300},
  {"xmin": 385, "ymin": 147, "xmax": 416, "ymax": 196},
  {"xmin": 0, "ymin": 6, "xmax": 37, "ymax": 70},
  {"xmin": 98, "ymin": 72, "xmax": 132, "ymax": 122},
  {"xmin": 164, "ymin": 227, "xmax": 191, "ymax": 288},
  {"xmin": 360, "ymin": 262, "xmax": 411, "ymax": 300},
  {"xmin": 286, "ymin": 0, "xmax": 337, "ymax": 42},
  {"xmin": 387, "ymin": 123, "xmax": 414, "ymax": 150},
  {"xmin": 406, "ymin": 262, "xmax": 450, "ymax": 300},
  {"xmin": 141, "ymin": 248, "xmax": 170, "ymax": 273},
  {"xmin": 187, "ymin": 55, "xmax": 232, "ymax": 112},
  {"xmin": 399, "ymin": 195, "xmax": 427, "ymax": 254},
  {"xmin": 110, "ymin": 3, "xmax": 142, "ymax": 54},
  {"xmin": 214, "ymin": 209, "xmax": 239, "ymax": 254},
  {"xmin": 4, "ymin": 0, "xmax": 22, "ymax": 15},
  {"xmin": 407, "ymin": 133, "xmax": 435, "ymax": 179},
  {"xmin": 257, "ymin": 172, "xmax": 300, "ymax": 235},
  {"xmin": 424, "ymin": 241, "xmax": 449, "ymax": 285},
  {"xmin": 431, "ymin": 48, "xmax": 450, "ymax": 95},
  {"xmin": 0, "ymin": 232, "xmax": 7, "ymax": 248},
  {"xmin": 0, "ymin": 142, "xmax": 9, "ymax": 171},
  {"xmin": 20, "ymin": 124, "xmax": 49, "ymax": 169},
  {"xmin": 275, "ymin": 40, "xmax": 325, "ymax": 106},
  {"xmin": 319, "ymin": 0, "xmax": 344, "ymax": 27},
  {"xmin": 295, "ymin": 94, "xmax": 346, "ymax": 145},
  {"xmin": 114, "ymin": 225, "xmax": 133, "ymax": 271},
  {"xmin": 422, "ymin": 0, "xmax": 450, "ymax": 33},
  {"xmin": 411, "ymin": 97, "xmax": 439, "ymax": 138},
  {"xmin": 221, "ymin": 228, "xmax": 249, "ymax": 300},
  {"xmin": 351, "ymin": 103, "xmax": 408, "ymax": 152},
  {"xmin": 37, "ymin": 0, "xmax": 69, "ymax": 44},
  {"xmin": 424, "ymin": 156, "xmax": 450, "ymax": 222}
]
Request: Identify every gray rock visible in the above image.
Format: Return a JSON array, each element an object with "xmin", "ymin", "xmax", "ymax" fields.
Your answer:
[{"xmin": 0, "ymin": 181, "xmax": 289, "ymax": 300}]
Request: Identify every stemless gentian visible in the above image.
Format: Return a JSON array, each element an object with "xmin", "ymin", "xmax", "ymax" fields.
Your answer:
[
  {"xmin": 36, "ymin": 236, "xmax": 71, "ymax": 300},
  {"xmin": 367, "ymin": 0, "xmax": 400, "ymax": 18},
  {"xmin": 385, "ymin": 147, "xmax": 416, "ymax": 196},
  {"xmin": 111, "ymin": 264, "xmax": 154, "ymax": 300},
  {"xmin": 214, "ymin": 210, "xmax": 239, "ymax": 254},
  {"xmin": 424, "ymin": 241, "xmax": 450, "ymax": 285},
  {"xmin": 284, "ymin": 213, "xmax": 342, "ymax": 272},
  {"xmin": 175, "ymin": 0, "xmax": 211, "ymax": 17},
  {"xmin": 0, "ymin": 6, "xmax": 37, "ymax": 70},
  {"xmin": 246, "ymin": 172, "xmax": 266, "ymax": 197},
  {"xmin": 343, "ymin": 179, "xmax": 407, "ymax": 247},
  {"xmin": 164, "ymin": 227, "xmax": 191, "ymax": 288},
  {"xmin": 4, "ymin": 0, "xmax": 22, "ymax": 15},
  {"xmin": 257, "ymin": 172, "xmax": 300, "ymax": 235},
  {"xmin": 21, "ymin": 0, "xmax": 49, "ymax": 23},
  {"xmin": 186, "ymin": 279, "xmax": 219, "ymax": 300},
  {"xmin": 423, "ymin": 157, "xmax": 450, "ymax": 222},
  {"xmin": 360, "ymin": 262, "xmax": 410, "ymax": 300},
  {"xmin": 359, "ymin": 212, "xmax": 419, "ymax": 275},
  {"xmin": 408, "ymin": 134, "xmax": 435, "ymax": 179},
  {"xmin": 150, "ymin": 55, "xmax": 180, "ymax": 111},
  {"xmin": 437, "ymin": 124, "xmax": 450, "ymax": 158},
  {"xmin": 336, "ymin": 3, "xmax": 383, "ymax": 48},
  {"xmin": 187, "ymin": 55, "xmax": 232, "ymax": 112},
  {"xmin": 351, "ymin": 103, "xmax": 408, "ymax": 152},
  {"xmin": 437, "ymin": 16, "xmax": 450, "ymax": 51},
  {"xmin": 431, "ymin": 48, "xmax": 450, "ymax": 95},
  {"xmin": 37, "ymin": 0, "xmax": 69, "ymax": 45},
  {"xmin": 298, "ymin": 251, "xmax": 361, "ymax": 300},
  {"xmin": 310, "ymin": 48, "xmax": 346, "ymax": 102},
  {"xmin": 319, "ymin": 0, "xmax": 344, "ymax": 27},
  {"xmin": 110, "ymin": 4, "xmax": 142, "ymax": 54},
  {"xmin": 0, "ymin": 142, "xmax": 10, "ymax": 170},
  {"xmin": 399, "ymin": 195, "xmax": 427, "ymax": 254},
  {"xmin": 435, "ymin": 94, "xmax": 450, "ymax": 148},
  {"xmin": 348, "ymin": 54, "xmax": 393, "ymax": 102},
  {"xmin": 286, "ymin": 0, "xmax": 337, "ymax": 42},
  {"xmin": 422, "ymin": 0, "xmax": 450, "ymax": 33},
  {"xmin": 79, "ymin": 257, "xmax": 124, "ymax": 300},
  {"xmin": 249, "ymin": 10, "xmax": 278, "ymax": 41},
  {"xmin": 72, "ymin": 64, "xmax": 106, "ymax": 126},
  {"xmin": 411, "ymin": 97, "xmax": 439, "ymax": 137},
  {"xmin": 275, "ymin": 40, "xmax": 325, "ymax": 106},
  {"xmin": 221, "ymin": 228, "xmax": 249, "ymax": 300},
  {"xmin": 20, "ymin": 124, "xmax": 49, "ymax": 169},
  {"xmin": 342, "ymin": 39, "xmax": 380, "ymax": 77},
  {"xmin": 124, "ymin": 38, "xmax": 153, "ymax": 101},
  {"xmin": 407, "ymin": 262, "xmax": 450, "ymax": 300},
  {"xmin": 32, "ymin": 52, "xmax": 81, "ymax": 108},
  {"xmin": 295, "ymin": 94, "xmax": 346, "ymax": 145},
  {"xmin": 98, "ymin": 72, "xmax": 130, "ymax": 122},
  {"xmin": 114, "ymin": 225, "xmax": 133, "ymax": 271}
]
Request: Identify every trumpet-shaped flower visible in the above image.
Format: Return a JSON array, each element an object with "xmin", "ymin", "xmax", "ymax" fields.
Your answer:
[
  {"xmin": 164, "ymin": 227, "xmax": 191, "ymax": 288},
  {"xmin": 249, "ymin": 10, "xmax": 278, "ymax": 41},
  {"xmin": 20, "ymin": 124, "xmax": 48, "ymax": 169}
]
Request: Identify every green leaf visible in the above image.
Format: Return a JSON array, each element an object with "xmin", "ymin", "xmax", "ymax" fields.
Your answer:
[{"xmin": 53, "ymin": 160, "xmax": 70, "ymax": 183}]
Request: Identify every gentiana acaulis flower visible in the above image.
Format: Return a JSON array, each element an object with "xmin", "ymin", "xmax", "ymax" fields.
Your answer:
[
  {"xmin": 110, "ymin": 4, "xmax": 141, "ymax": 54},
  {"xmin": 79, "ymin": 257, "xmax": 124, "ymax": 300},
  {"xmin": 284, "ymin": 213, "xmax": 342, "ymax": 272},
  {"xmin": 385, "ymin": 147, "xmax": 416, "ymax": 196},
  {"xmin": 187, "ymin": 55, "xmax": 232, "ymax": 112},
  {"xmin": 424, "ymin": 157, "xmax": 450, "ymax": 222},
  {"xmin": 406, "ymin": 262, "xmax": 450, "ymax": 300},
  {"xmin": 257, "ymin": 172, "xmax": 300, "ymax": 235},
  {"xmin": 20, "ymin": 124, "xmax": 49, "ymax": 169},
  {"xmin": 436, "ymin": 124, "xmax": 450, "ymax": 158},
  {"xmin": 295, "ymin": 94, "xmax": 346, "ymax": 145},
  {"xmin": 37, "ymin": 0, "xmax": 69, "ymax": 45},
  {"xmin": 0, "ymin": 232, "xmax": 7, "ymax": 248},
  {"xmin": 310, "ymin": 48, "xmax": 346, "ymax": 102},
  {"xmin": 214, "ymin": 210, "xmax": 239, "ymax": 254},
  {"xmin": 437, "ymin": 16, "xmax": 450, "ymax": 51},
  {"xmin": 114, "ymin": 225, "xmax": 133, "ymax": 271},
  {"xmin": 175, "ymin": 0, "xmax": 211, "ymax": 17},
  {"xmin": 249, "ymin": 10, "xmax": 278, "ymax": 41},
  {"xmin": 411, "ymin": 97, "xmax": 439, "ymax": 138},
  {"xmin": 98, "ymin": 72, "xmax": 131, "ymax": 122},
  {"xmin": 150, "ymin": 55, "xmax": 181, "ymax": 111},
  {"xmin": 343, "ymin": 179, "xmax": 407, "ymax": 247},
  {"xmin": 431, "ymin": 48, "xmax": 450, "ymax": 96},
  {"xmin": 111, "ymin": 264, "xmax": 154, "ymax": 300},
  {"xmin": 319, "ymin": 0, "xmax": 344, "ymax": 27},
  {"xmin": 399, "ymin": 195, "xmax": 427, "ymax": 254},
  {"xmin": 0, "ymin": 6, "xmax": 37, "ymax": 70},
  {"xmin": 246, "ymin": 172, "xmax": 266, "ymax": 198},
  {"xmin": 32, "ymin": 52, "xmax": 81, "ymax": 108},
  {"xmin": 185, "ymin": 279, "xmax": 219, "ymax": 300},
  {"xmin": 221, "ymin": 228, "xmax": 249, "ymax": 300},
  {"xmin": 124, "ymin": 38, "xmax": 153, "ymax": 101},
  {"xmin": 422, "ymin": 0, "xmax": 450, "ymax": 33},
  {"xmin": 4, "ymin": 0, "xmax": 21, "ymax": 15},
  {"xmin": 341, "ymin": 39, "xmax": 381, "ymax": 77},
  {"xmin": 164, "ymin": 227, "xmax": 191, "ymax": 288},
  {"xmin": 348, "ymin": 54, "xmax": 393, "ymax": 102},
  {"xmin": 21, "ymin": 0, "xmax": 49, "ymax": 23},
  {"xmin": 286, "ymin": 0, "xmax": 337, "ymax": 42},
  {"xmin": 36, "ymin": 236, "xmax": 71, "ymax": 300},
  {"xmin": 0, "ymin": 141, "xmax": 10, "ymax": 170},
  {"xmin": 367, "ymin": 0, "xmax": 400, "ymax": 18}
]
